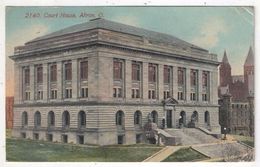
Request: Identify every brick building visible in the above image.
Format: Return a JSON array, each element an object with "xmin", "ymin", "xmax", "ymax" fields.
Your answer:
[
  {"xmin": 10, "ymin": 18, "xmax": 220, "ymax": 145},
  {"xmin": 218, "ymin": 48, "xmax": 254, "ymax": 136},
  {"xmin": 6, "ymin": 96, "xmax": 14, "ymax": 129}
]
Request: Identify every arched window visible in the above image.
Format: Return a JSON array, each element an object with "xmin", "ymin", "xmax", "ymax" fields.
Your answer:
[
  {"xmin": 134, "ymin": 111, "xmax": 142, "ymax": 125},
  {"xmin": 151, "ymin": 111, "xmax": 158, "ymax": 124},
  {"xmin": 78, "ymin": 111, "xmax": 86, "ymax": 128},
  {"xmin": 62, "ymin": 111, "xmax": 70, "ymax": 128},
  {"xmin": 179, "ymin": 111, "xmax": 186, "ymax": 126},
  {"xmin": 116, "ymin": 110, "xmax": 124, "ymax": 126},
  {"xmin": 34, "ymin": 111, "xmax": 41, "ymax": 127},
  {"xmin": 22, "ymin": 111, "xmax": 28, "ymax": 127},
  {"xmin": 204, "ymin": 111, "xmax": 210, "ymax": 125},
  {"xmin": 48, "ymin": 111, "xmax": 55, "ymax": 127},
  {"xmin": 191, "ymin": 111, "xmax": 198, "ymax": 123}
]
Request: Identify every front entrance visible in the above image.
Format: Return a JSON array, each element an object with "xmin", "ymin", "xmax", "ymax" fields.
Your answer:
[{"xmin": 166, "ymin": 110, "xmax": 172, "ymax": 128}]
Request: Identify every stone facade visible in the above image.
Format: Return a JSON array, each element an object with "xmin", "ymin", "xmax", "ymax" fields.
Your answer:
[{"xmin": 10, "ymin": 18, "xmax": 220, "ymax": 145}]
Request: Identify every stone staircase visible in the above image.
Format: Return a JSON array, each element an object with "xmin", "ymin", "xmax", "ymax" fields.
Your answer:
[{"xmin": 165, "ymin": 128, "xmax": 219, "ymax": 145}]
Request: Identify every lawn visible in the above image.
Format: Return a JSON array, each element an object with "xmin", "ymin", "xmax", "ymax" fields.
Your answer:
[
  {"xmin": 6, "ymin": 138, "xmax": 162, "ymax": 162},
  {"xmin": 232, "ymin": 135, "xmax": 254, "ymax": 147},
  {"xmin": 163, "ymin": 147, "xmax": 209, "ymax": 162}
]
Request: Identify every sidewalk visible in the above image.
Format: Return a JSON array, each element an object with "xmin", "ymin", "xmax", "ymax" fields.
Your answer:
[{"xmin": 143, "ymin": 146, "xmax": 183, "ymax": 162}]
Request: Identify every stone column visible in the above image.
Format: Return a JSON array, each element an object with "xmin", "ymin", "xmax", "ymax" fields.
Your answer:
[
  {"xmin": 142, "ymin": 62, "xmax": 148, "ymax": 101},
  {"xmin": 172, "ymin": 66, "xmax": 178, "ymax": 100},
  {"xmin": 42, "ymin": 63, "xmax": 48, "ymax": 102},
  {"xmin": 88, "ymin": 54, "xmax": 98, "ymax": 100},
  {"xmin": 209, "ymin": 71, "xmax": 213, "ymax": 103},
  {"xmin": 198, "ymin": 70, "xmax": 203, "ymax": 102},
  {"xmin": 56, "ymin": 61, "xmax": 63, "ymax": 100},
  {"xmin": 185, "ymin": 68, "xmax": 190, "ymax": 102},
  {"xmin": 72, "ymin": 59, "xmax": 78, "ymax": 100},
  {"xmin": 14, "ymin": 63, "xmax": 22, "ymax": 104},
  {"xmin": 29, "ymin": 64, "xmax": 35, "ymax": 101},
  {"xmin": 158, "ymin": 64, "xmax": 164, "ymax": 100},
  {"xmin": 125, "ymin": 59, "xmax": 132, "ymax": 99}
]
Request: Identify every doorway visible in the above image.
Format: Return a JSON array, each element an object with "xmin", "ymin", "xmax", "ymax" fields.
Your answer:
[{"xmin": 166, "ymin": 110, "xmax": 172, "ymax": 128}]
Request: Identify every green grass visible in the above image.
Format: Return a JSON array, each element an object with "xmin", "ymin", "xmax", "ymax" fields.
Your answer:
[
  {"xmin": 163, "ymin": 147, "xmax": 209, "ymax": 162},
  {"xmin": 6, "ymin": 138, "xmax": 162, "ymax": 162},
  {"xmin": 232, "ymin": 135, "xmax": 254, "ymax": 147},
  {"xmin": 6, "ymin": 129, "xmax": 12, "ymax": 138}
]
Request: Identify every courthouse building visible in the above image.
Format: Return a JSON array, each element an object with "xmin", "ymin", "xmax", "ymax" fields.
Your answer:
[{"xmin": 10, "ymin": 18, "xmax": 220, "ymax": 145}]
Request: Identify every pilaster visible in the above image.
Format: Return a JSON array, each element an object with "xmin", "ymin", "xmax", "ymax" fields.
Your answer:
[
  {"xmin": 29, "ymin": 64, "xmax": 35, "ymax": 101},
  {"xmin": 172, "ymin": 66, "xmax": 178, "ymax": 100},
  {"xmin": 198, "ymin": 70, "xmax": 203, "ymax": 102},
  {"xmin": 14, "ymin": 63, "xmax": 22, "ymax": 104},
  {"xmin": 185, "ymin": 68, "xmax": 190, "ymax": 102},
  {"xmin": 158, "ymin": 64, "xmax": 164, "ymax": 100},
  {"xmin": 42, "ymin": 63, "xmax": 48, "ymax": 102},
  {"xmin": 125, "ymin": 59, "xmax": 132, "ymax": 99},
  {"xmin": 72, "ymin": 59, "xmax": 78, "ymax": 100},
  {"xmin": 142, "ymin": 62, "xmax": 148, "ymax": 101},
  {"xmin": 56, "ymin": 61, "xmax": 62, "ymax": 100}
]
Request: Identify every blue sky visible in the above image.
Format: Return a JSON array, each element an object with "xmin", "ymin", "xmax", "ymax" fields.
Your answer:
[{"xmin": 6, "ymin": 6, "xmax": 254, "ymax": 95}]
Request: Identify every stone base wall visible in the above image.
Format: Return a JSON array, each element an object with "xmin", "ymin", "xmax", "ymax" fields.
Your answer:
[{"xmin": 12, "ymin": 104, "xmax": 221, "ymax": 145}]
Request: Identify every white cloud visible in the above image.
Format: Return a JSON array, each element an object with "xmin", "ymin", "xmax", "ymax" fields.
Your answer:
[
  {"xmin": 6, "ymin": 24, "xmax": 49, "ymax": 96},
  {"xmin": 192, "ymin": 18, "xmax": 228, "ymax": 49},
  {"xmin": 112, "ymin": 15, "xmax": 140, "ymax": 27}
]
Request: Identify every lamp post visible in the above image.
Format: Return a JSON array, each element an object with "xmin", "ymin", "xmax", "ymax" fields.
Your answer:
[{"xmin": 223, "ymin": 127, "xmax": 227, "ymax": 140}]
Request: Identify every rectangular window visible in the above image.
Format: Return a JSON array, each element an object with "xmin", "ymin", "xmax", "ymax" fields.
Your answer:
[
  {"xmin": 132, "ymin": 89, "xmax": 135, "ymax": 98},
  {"xmin": 178, "ymin": 92, "xmax": 184, "ymax": 100},
  {"xmin": 62, "ymin": 135, "xmax": 68, "ymax": 143},
  {"xmin": 117, "ymin": 135, "xmax": 124, "ymax": 144},
  {"xmin": 33, "ymin": 133, "xmax": 39, "ymax": 140},
  {"xmin": 190, "ymin": 93, "xmax": 196, "ymax": 101},
  {"xmin": 47, "ymin": 134, "xmax": 53, "ymax": 142},
  {"xmin": 136, "ymin": 89, "xmax": 140, "ymax": 98},
  {"xmin": 21, "ymin": 133, "xmax": 26, "ymax": 139},
  {"xmin": 24, "ymin": 68, "xmax": 30, "ymax": 85},
  {"xmin": 64, "ymin": 62, "xmax": 72, "ymax": 81},
  {"xmin": 50, "ymin": 90, "xmax": 57, "ymax": 99},
  {"xmin": 118, "ymin": 88, "xmax": 122, "ymax": 98},
  {"xmin": 80, "ymin": 61, "xmax": 88, "ymax": 80},
  {"xmin": 65, "ymin": 88, "xmax": 72, "ymax": 98},
  {"xmin": 25, "ymin": 91, "xmax": 30, "ymax": 100},
  {"xmin": 152, "ymin": 90, "xmax": 156, "ymax": 99},
  {"xmin": 164, "ymin": 91, "xmax": 170, "ymax": 99},
  {"xmin": 50, "ymin": 64, "xmax": 57, "ymax": 82},
  {"xmin": 202, "ymin": 71, "xmax": 209, "ymax": 87},
  {"xmin": 148, "ymin": 64, "xmax": 157, "ymax": 83},
  {"xmin": 164, "ymin": 65, "xmax": 171, "ymax": 84},
  {"xmin": 132, "ymin": 89, "xmax": 140, "ymax": 98},
  {"xmin": 136, "ymin": 134, "xmax": 142, "ymax": 144},
  {"xmin": 190, "ymin": 69, "xmax": 197, "ymax": 86},
  {"xmin": 113, "ymin": 88, "xmax": 117, "ymax": 98},
  {"xmin": 78, "ymin": 135, "xmax": 84, "ymax": 144},
  {"xmin": 36, "ymin": 65, "xmax": 43, "ymax": 83},
  {"xmin": 132, "ymin": 63, "xmax": 141, "ymax": 81},
  {"xmin": 202, "ymin": 93, "xmax": 208, "ymax": 101},
  {"xmin": 81, "ymin": 88, "xmax": 88, "ymax": 98},
  {"xmin": 148, "ymin": 90, "xmax": 151, "ymax": 99},
  {"xmin": 113, "ymin": 60, "xmax": 123, "ymax": 80},
  {"xmin": 178, "ymin": 67, "xmax": 185, "ymax": 86},
  {"xmin": 113, "ymin": 88, "xmax": 123, "ymax": 98},
  {"xmin": 37, "ymin": 91, "xmax": 43, "ymax": 100}
]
